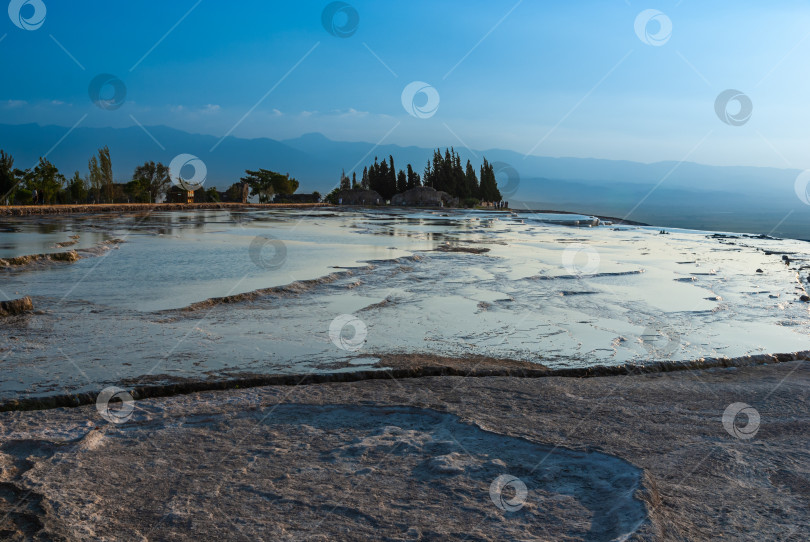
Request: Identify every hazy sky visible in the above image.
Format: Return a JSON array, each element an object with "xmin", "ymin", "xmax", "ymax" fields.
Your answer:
[{"xmin": 3, "ymin": 0, "xmax": 810, "ymax": 169}]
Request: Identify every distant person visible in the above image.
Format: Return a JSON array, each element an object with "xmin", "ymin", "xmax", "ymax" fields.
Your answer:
[
  {"xmin": 241, "ymin": 182, "xmax": 249, "ymax": 204},
  {"xmin": 32, "ymin": 189, "xmax": 37, "ymax": 205},
  {"xmin": 339, "ymin": 197, "xmax": 343, "ymax": 205}
]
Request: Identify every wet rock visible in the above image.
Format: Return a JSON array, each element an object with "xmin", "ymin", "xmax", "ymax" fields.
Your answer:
[
  {"xmin": 801, "ymin": 295, "xmax": 810, "ymax": 303},
  {"xmin": 0, "ymin": 250, "xmax": 79, "ymax": 268},
  {"xmin": 49, "ymin": 250, "xmax": 79, "ymax": 263},
  {"xmin": 756, "ymin": 269, "xmax": 764, "ymax": 273},
  {"xmin": 0, "ymin": 296, "xmax": 34, "ymax": 317},
  {"xmin": 434, "ymin": 244, "xmax": 490, "ymax": 254}
]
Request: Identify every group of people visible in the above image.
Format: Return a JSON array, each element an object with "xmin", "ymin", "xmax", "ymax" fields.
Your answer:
[{"xmin": 482, "ymin": 200, "xmax": 508, "ymax": 209}]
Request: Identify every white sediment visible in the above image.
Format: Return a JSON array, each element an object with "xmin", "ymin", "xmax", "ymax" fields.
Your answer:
[{"xmin": 0, "ymin": 209, "xmax": 808, "ymax": 401}]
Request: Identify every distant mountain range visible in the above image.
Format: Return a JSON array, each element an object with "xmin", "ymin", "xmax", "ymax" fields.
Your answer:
[{"xmin": 1, "ymin": 123, "xmax": 807, "ymax": 239}]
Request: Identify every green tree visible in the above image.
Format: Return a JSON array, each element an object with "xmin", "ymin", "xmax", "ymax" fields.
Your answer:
[
  {"xmin": 25, "ymin": 158, "xmax": 65, "ymax": 204},
  {"xmin": 0, "ymin": 150, "xmax": 18, "ymax": 205},
  {"xmin": 87, "ymin": 148, "xmax": 112, "ymax": 203},
  {"xmin": 324, "ymin": 186, "xmax": 341, "ymax": 204},
  {"xmin": 451, "ymin": 150, "xmax": 466, "ymax": 197},
  {"xmin": 241, "ymin": 169, "xmax": 299, "ymax": 203},
  {"xmin": 225, "ymin": 182, "xmax": 244, "ymax": 202},
  {"xmin": 379, "ymin": 160, "xmax": 387, "ymax": 196},
  {"xmin": 396, "ymin": 169, "xmax": 407, "ymax": 194},
  {"xmin": 423, "ymin": 160, "xmax": 433, "ymax": 188},
  {"xmin": 131, "ymin": 161, "xmax": 171, "ymax": 203},
  {"xmin": 464, "ymin": 160, "xmax": 479, "ymax": 199},
  {"xmin": 356, "ymin": 150, "xmax": 500, "ymax": 206},
  {"xmin": 88, "ymin": 155, "xmax": 102, "ymax": 203},
  {"xmin": 369, "ymin": 157, "xmax": 382, "ymax": 195},
  {"xmin": 98, "ymin": 146, "xmax": 113, "ymax": 203},
  {"xmin": 204, "ymin": 187, "xmax": 220, "ymax": 202},
  {"xmin": 339, "ymin": 169, "xmax": 350, "ymax": 191},
  {"xmin": 479, "ymin": 158, "xmax": 502, "ymax": 202},
  {"xmin": 386, "ymin": 156, "xmax": 397, "ymax": 200},
  {"xmin": 361, "ymin": 167, "xmax": 370, "ymax": 190},
  {"xmin": 66, "ymin": 171, "xmax": 88, "ymax": 203},
  {"xmin": 124, "ymin": 179, "xmax": 148, "ymax": 203},
  {"xmin": 406, "ymin": 164, "xmax": 420, "ymax": 190}
]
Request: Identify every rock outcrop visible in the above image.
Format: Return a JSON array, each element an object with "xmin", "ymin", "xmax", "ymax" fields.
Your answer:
[
  {"xmin": 391, "ymin": 186, "xmax": 459, "ymax": 207},
  {"xmin": 336, "ymin": 190, "xmax": 384, "ymax": 205},
  {"xmin": 0, "ymin": 250, "xmax": 79, "ymax": 268},
  {"xmin": 0, "ymin": 296, "xmax": 33, "ymax": 317}
]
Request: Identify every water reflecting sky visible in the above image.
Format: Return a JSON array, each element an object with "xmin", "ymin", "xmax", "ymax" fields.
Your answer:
[{"xmin": 1, "ymin": 209, "xmax": 808, "ymax": 401}]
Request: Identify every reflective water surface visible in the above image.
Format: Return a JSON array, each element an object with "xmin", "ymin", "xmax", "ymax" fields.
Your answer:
[{"xmin": 1, "ymin": 208, "xmax": 808, "ymax": 401}]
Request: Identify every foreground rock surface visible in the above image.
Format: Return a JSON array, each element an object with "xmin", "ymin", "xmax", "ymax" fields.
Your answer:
[{"xmin": 0, "ymin": 362, "xmax": 807, "ymax": 541}]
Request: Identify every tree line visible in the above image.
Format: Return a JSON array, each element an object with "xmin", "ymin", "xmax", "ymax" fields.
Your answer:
[
  {"xmin": 0, "ymin": 148, "xmax": 301, "ymax": 205},
  {"xmin": 240, "ymin": 169, "xmax": 300, "ymax": 203},
  {"xmin": 0, "ymin": 147, "xmax": 181, "ymax": 205},
  {"xmin": 327, "ymin": 148, "xmax": 502, "ymax": 205}
]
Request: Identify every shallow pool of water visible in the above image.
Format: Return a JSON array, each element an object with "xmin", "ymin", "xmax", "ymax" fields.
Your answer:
[{"xmin": 1, "ymin": 208, "xmax": 808, "ymax": 401}]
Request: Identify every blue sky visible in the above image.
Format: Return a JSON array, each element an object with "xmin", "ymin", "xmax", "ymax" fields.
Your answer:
[{"xmin": 2, "ymin": 0, "xmax": 810, "ymax": 168}]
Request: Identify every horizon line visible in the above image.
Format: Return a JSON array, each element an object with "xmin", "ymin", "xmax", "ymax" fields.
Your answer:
[{"xmin": 0, "ymin": 121, "xmax": 799, "ymax": 173}]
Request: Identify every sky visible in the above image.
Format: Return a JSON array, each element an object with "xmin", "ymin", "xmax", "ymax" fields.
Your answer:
[{"xmin": 2, "ymin": 0, "xmax": 810, "ymax": 169}]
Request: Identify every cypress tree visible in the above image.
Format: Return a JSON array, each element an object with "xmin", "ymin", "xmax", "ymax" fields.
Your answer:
[
  {"xmin": 397, "ymin": 170, "xmax": 407, "ymax": 194},
  {"xmin": 339, "ymin": 168, "xmax": 350, "ymax": 191},
  {"xmin": 424, "ymin": 160, "xmax": 433, "ymax": 188},
  {"xmin": 440, "ymin": 149, "xmax": 452, "ymax": 193},
  {"xmin": 369, "ymin": 157, "xmax": 381, "ymax": 194},
  {"xmin": 406, "ymin": 164, "xmax": 420, "ymax": 189},
  {"xmin": 430, "ymin": 150, "xmax": 442, "ymax": 191},
  {"xmin": 386, "ymin": 156, "xmax": 397, "ymax": 200},
  {"xmin": 0, "ymin": 150, "xmax": 16, "ymax": 204},
  {"xmin": 378, "ymin": 157, "xmax": 389, "ymax": 198},
  {"xmin": 465, "ymin": 160, "xmax": 479, "ymax": 199},
  {"xmin": 354, "ymin": 150, "xmax": 504, "ymax": 204},
  {"xmin": 479, "ymin": 159, "xmax": 502, "ymax": 202},
  {"xmin": 452, "ymin": 150, "xmax": 465, "ymax": 197}
]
